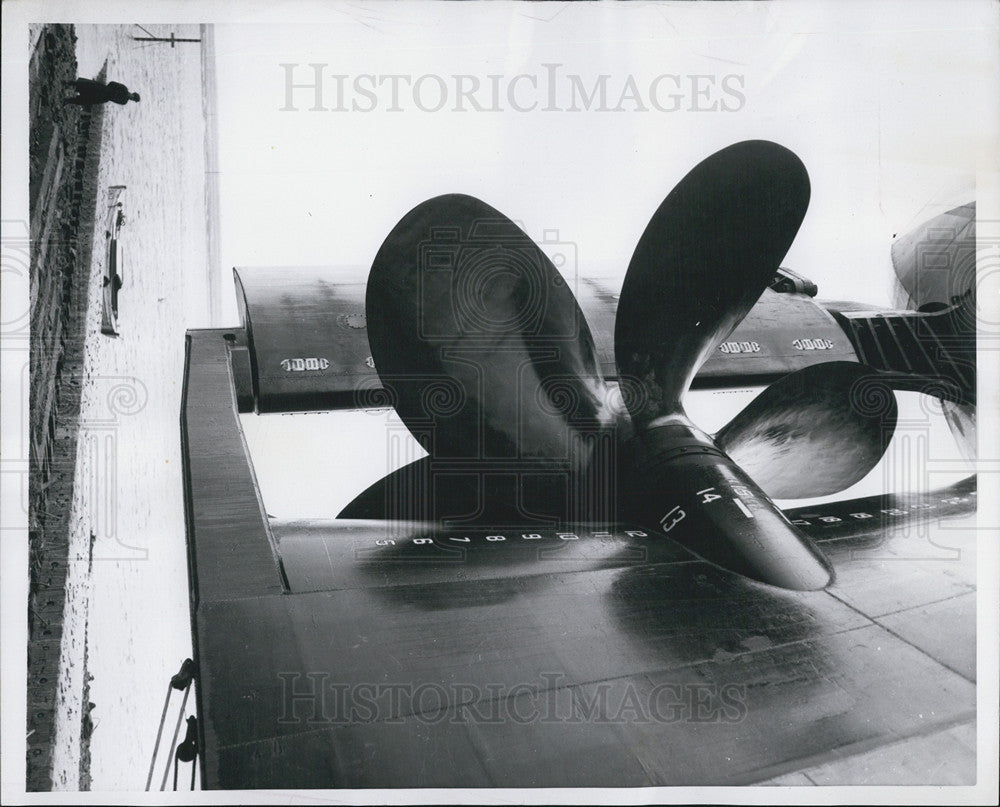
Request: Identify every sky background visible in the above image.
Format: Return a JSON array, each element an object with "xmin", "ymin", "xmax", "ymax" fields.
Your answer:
[
  {"xmin": 213, "ymin": 1, "xmax": 993, "ymax": 320},
  {"xmin": 210, "ymin": 1, "xmax": 995, "ymax": 517}
]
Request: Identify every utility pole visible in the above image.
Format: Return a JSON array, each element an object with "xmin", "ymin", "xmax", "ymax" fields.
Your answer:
[{"xmin": 133, "ymin": 26, "xmax": 201, "ymax": 47}]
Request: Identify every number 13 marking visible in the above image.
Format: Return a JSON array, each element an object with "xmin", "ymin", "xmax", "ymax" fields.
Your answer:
[{"xmin": 660, "ymin": 506, "xmax": 686, "ymax": 533}]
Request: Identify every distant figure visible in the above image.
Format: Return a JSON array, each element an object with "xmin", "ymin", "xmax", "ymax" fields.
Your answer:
[{"xmin": 64, "ymin": 78, "xmax": 141, "ymax": 106}]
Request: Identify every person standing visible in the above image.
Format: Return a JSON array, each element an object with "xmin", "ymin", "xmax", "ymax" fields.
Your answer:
[{"xmin": 64, "ymin": 78, "xmax": 141, "ymax": 106}]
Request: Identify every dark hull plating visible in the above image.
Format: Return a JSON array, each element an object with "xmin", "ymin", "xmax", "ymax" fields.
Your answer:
[{"xmin": 182, "ymin": 329, "xmax": 976, "ymax": 788}]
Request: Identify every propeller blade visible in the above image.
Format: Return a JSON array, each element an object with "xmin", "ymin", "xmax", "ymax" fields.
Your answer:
[
  {"xmin": 339, "ymin": 457, "xmax": 525, "ymax": 523},
  {"xmin": 615, "ymin": 140, "xmax": 833, "ymax": 590},
  {"xmin": 890, "ymin": 202, "xmax": 975, "ymax": 311},
  {"xmin": 891, "ymin": 203, "xmax": 977, "ymax": 457},
  {"xmin": 716, "ymin": 362, "xmax": 898, "ymax": 499},
  {"xmin": 615, "ymin": 140, "xmax": 812, "ymax": 420},
  {"xmin": 351, "ymin": 193, "xmax": 620, "ymax": 522},
  {"xmin": 941, "ymin": 400, "xmax": 976, "ymax": 462}
]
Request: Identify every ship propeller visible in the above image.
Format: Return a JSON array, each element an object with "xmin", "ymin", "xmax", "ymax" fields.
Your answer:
[{"xmin": 343, "ymin": 141, "xmax": 899, "ymax": 590}]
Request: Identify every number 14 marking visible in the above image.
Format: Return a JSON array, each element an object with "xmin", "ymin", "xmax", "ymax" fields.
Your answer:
[{"xmin": 697, "ymin": 487, "xmax": 722, "ymax": 504}]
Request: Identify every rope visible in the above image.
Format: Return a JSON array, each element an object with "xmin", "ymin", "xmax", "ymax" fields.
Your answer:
[
  {"xmin": 159, "ymin": 684, "xmax": 190, "ymax": 791},
  {"xmin": 144, "ymin": 684, "xmax": 173, "ymax": 790},
  {"xmin": 146, "ymin": 658, "xmax": 196, "ymax": 791}
]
